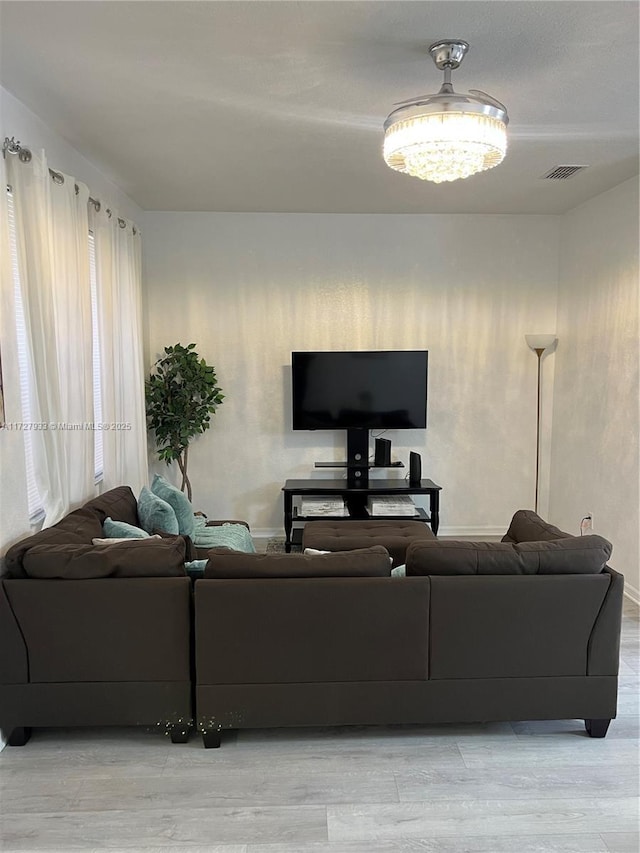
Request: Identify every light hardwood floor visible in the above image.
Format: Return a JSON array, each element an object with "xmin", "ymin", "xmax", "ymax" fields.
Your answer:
[{"xmin": 1, "ymin": 599, "xmax": 638, "ymax": 853}]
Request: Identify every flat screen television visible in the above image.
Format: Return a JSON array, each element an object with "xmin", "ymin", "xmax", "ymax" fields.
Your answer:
[{"xmin": 291, "ymin": 350, "xmax": 428, "ymax": 431}]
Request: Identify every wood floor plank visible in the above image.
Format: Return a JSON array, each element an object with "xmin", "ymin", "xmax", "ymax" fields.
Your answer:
[
  {"xmin": 0, "ymin": 742, "xmax": 168, "ymax": 778},
  {"xmin": 67, "ymin": 849, "xmax": 248, "ymax": 853},
  {"xmin": 600, "ymin": 832, "xmax": 640, "ymax": 852},
  {"xmin": 246, "ymin": 836, "xmax": 610, "ymax": 852},
  {"xmin": 0, "ymin": 805, "xmax": 328, "ymax": 849},
  {"xmin": 326, "ymin": 798, "xmax": 640, "ymax": 842},
  {"xmin": 0, "ymin": 777, "xmax": 84, "ymax": 814},
  {"xmin": 458, "ymin": 739, "xmax": 638, "ymax": 769},
  {"xmin": 163, "ymin": 740, "xmax": 467, "ymax": 775},
  {"xmin": 63, "ymin": 770, "xmax": 398, "ymax": 812},
  {"xmin": 394, "ymin": 764, "xmax": 639, "ymax": 801}
]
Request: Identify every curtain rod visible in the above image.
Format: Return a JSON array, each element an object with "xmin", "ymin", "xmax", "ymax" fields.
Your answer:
[{"xmin": 3, "ymin": 136, "xmax": 137, "ymax": 233}]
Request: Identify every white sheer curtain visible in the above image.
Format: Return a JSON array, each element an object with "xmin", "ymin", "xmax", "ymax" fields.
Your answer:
[
  {"xmin": 6, "ymin": 150, "xmax": 94, "ymax": 525},
  {"xmin": 90, "ymin": 206, "xmax": 147, "ymax": 496}
]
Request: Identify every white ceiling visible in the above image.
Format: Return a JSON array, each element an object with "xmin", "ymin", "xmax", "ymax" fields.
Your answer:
[{"xmin": 1, "ymin": 0, "xmax": 638, "ymax": 214}]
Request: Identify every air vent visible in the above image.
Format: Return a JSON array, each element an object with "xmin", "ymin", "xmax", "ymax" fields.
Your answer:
[{"xmin": 541, "ymin": 165, "xmax": 589, "ymax": 180}]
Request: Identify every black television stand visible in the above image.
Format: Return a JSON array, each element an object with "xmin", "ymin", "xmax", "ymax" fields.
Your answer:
[
  {"xmin": 282, "ymin": 477, "xmax": 441, "ymax": 552},
  {"xmin": 315, "ymin": 428, "xmax": 381, "ymax": 488},
  {"xmin": 346, "ymin": 427, "xmax": 370, "ymax": 488}
]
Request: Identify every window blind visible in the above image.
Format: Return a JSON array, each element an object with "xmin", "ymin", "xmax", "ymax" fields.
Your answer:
[{"xmin": 7, "ymin": 189, "xmax": 44, "ymax": 521}]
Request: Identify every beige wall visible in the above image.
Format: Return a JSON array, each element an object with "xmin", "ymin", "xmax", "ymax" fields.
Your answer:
[
  {"xmin": 550, "ymin": 178, "xmax": 640, "ymax": 600},
  {"xmin": 143, "ymin": 212, "xmax": 560, "ymax": 537}
]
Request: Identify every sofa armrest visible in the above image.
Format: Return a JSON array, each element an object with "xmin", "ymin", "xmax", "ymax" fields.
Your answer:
[
  {"xmin": 588, "ymin": 567, "xmax": 624, "ymax": 676},
  {"xmin": 0, "ymin": 582, "xmax": 28, "ymax": 683},
  {"xmin": 2, "ymin": 577, "xmax": 191, "ymax": 683}
]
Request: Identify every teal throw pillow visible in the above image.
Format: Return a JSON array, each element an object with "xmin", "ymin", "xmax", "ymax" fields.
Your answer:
[
  {"xmin": 103, "ymin": 516, "xmax": 149, "ymax": 539},
  {"xmin": 185, "ymin": 559, "xmax": 208, "ymax": 579},
  {"xmin": 151, "ymin": 474, "xmax": 195, "ymax": 538},
  {"xmin": 138, "ymin": 486, "xmax": 179, "ymax": 535}
]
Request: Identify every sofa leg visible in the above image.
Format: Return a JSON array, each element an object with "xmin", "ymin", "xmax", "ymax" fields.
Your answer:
[
  {"xmin": 202, "ymin": 729, "xmax": 222, "ymax": 749},
  {"xmin": 168, "ymin": 724, "xmax": 191, "ymax": 744},
  {"xmin": 7, "ymin": 727, "xmax": 31, "ymax": 746},
  {"xmin": 585, "ymin": 718, "xmax": 611, "ymax": 738}
]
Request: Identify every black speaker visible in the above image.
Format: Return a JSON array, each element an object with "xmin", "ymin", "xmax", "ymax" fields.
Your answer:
[
  {"xmin": 374, "ymin": 437, "xmax": 392, "ymax": 466},
  {"xmin": 409, "ymin": 451, "xmax": 422, "ymax": 485}
]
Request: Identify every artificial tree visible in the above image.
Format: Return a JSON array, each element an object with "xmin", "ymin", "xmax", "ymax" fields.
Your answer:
[{"xmin": 146, "ymin": 343, "xmax": 224, "ymax": 502}]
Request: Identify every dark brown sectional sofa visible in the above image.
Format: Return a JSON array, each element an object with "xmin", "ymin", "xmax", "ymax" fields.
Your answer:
[
  {"xmin": 194, "ymin": 510, "xmax": 623, "ymax": 746},
  {"xmin": 0, "ymin": 487, "xmax": 193, "ymax": 746},
  {"xmin": 0, "ymin": 491, "xmax": 623, "ymax": 748}
]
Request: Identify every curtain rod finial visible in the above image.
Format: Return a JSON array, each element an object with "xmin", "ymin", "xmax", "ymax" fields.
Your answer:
[{"xmin": 2, "ymin": 137, "xmax": 32, "ymax": 162}]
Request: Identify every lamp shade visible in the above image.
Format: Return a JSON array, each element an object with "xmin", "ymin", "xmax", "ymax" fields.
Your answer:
[{"xmin": 525, "ymin": 334, "xmax": 557, "ymax": 352}]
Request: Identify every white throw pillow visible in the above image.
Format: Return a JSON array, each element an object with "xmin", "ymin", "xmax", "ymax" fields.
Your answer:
[{"xmin": 92, "ymin": 535, "xmax": 162, "ymax": 545}]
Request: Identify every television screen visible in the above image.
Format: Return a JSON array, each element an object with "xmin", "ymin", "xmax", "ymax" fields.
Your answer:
[{"xmin": 292, "ymin": 350, "xmax": 428, "ymax": 430}]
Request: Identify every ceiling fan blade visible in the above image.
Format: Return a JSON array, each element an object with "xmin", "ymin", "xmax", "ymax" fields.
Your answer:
[
  {"xmin": 392, "ymin": 93, "xmax": 434, "ymax": 106},
  {"xmin": 468, "ymin": 89, "xmax": 507, "ymax": 112}
]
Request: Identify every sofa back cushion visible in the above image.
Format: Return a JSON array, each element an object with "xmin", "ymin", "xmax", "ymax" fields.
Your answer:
[
  {"xmin": 406, "ymin": 535, "xmax": 612, "ymax": 576},
  {"xmin": 4, "ymin": 487, "xmax": 141, "ymax": 578},
  {"xmin": 204, "ymin": 546, "xmax": 392, "ymax": 579},
  {"xmin": 4, "ymin": 507, "xmax": 105, "ymax": 578},
  {"xmin": 502, "ymin": 509, "xmax": 571, "ymax": 543},
  {"xmin": 22, "ymin": 538, "xmax": 187, "ymax": 579},
  {"xmin": 83, "ymin": 486, "xmax": 140, "ymax": 527}
]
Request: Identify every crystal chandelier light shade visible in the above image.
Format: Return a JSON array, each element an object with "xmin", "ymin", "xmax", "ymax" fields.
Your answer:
[
  {"xmin": 384, "ymin": 112, "xmax": 508, "ymax": 183},
  {"xmin": 383, "ymin": 40, "xmax": 509, "ymax": 184}
]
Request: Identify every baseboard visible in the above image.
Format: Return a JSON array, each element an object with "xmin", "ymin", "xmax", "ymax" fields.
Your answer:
[
  {"xmin": 624, "ymin": 582, "xmax": 640, "ymax": 606},
  {"xmin": 252, "ymin": 528, "xmax": 283, "ymax": 541},
  {"xmin": 437, "ymin": 526, "xmax": 504, "ymax": 540}
]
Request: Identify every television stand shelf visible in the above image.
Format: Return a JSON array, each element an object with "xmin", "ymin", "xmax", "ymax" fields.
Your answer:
[
  {"xmin": 282, "ymin": 478, "xmax": 441, "ymax": 553},
  {"xmin": 314, "ymin": 462, "xmax": 405, "ymax": 469}
]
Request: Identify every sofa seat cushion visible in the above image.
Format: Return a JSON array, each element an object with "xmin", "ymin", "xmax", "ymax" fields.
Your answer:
[
  {"xmin": 406, "ymin": 535, "xmax": 612, "ymax": 576},
  {"xmin": 302, "ymin": 520, "xmax": 435, "ymax": 568},
  {"xmin": 502, "ymin": 509, "xmax": 571, "ymax": 543},
  {"xmin": 22, "ymin": 538, "xmax": 187, "ymax": 579},
  {"xmin": 203, "ymin": 546, "xmax": 392, "ymax": 579}
]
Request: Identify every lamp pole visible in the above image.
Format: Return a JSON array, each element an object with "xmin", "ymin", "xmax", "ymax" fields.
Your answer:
[
  {"xmin": 533, "ymin": 347, "xmax": 544, "ymax": 514},
  {"xmin": 525, "ymin": 335, "xmax": 558, "ymax": 515}
]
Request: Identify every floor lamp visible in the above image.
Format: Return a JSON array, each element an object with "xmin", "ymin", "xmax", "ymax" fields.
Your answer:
[{"xmin": 525, "ymin": 334, "xmax": 558, "ymax": 514}]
